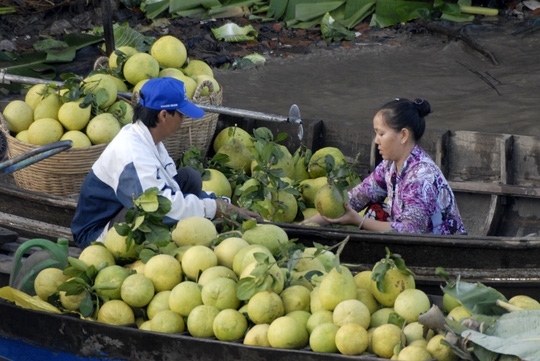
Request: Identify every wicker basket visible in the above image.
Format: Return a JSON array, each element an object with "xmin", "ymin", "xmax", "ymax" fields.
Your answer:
[{"xmin": 0, "ymin": 112, "xmax": 106, "ymax": 196}]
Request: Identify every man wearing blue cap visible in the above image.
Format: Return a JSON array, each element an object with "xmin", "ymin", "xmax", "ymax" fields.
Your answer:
[{"xmin": 72, "ymin": 77, "xmax": 259, "ymax": 249}]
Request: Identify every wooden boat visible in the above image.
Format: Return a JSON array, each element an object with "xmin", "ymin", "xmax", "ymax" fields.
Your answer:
[
  {"xmin": 2, "ymin": 112, "xmax": 540, "ymax": 299},
  {"xmin": 2, "ymin": 111, "xmax": 540, "ymax": 361}
]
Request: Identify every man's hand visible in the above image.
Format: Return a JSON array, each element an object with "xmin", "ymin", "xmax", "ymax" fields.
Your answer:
[{"xmin": 214, "ymin": 198, "xmax": 261, "ymax": 221}]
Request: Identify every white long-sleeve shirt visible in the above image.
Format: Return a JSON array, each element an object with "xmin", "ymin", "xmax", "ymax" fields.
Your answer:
[{"xmin": 71, "ymin": 120, "xmax": 217, "ymax": 249}]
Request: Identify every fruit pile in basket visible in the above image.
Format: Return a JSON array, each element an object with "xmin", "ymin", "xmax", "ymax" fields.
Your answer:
[{"xmin": 1, "ymin": 35, "xmax": 220, "ymax": 149}]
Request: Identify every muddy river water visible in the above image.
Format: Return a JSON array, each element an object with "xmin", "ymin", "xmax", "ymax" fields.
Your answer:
[{"xmin": 215, "ymin": 22, "xmax": 540, "ymax": 137}]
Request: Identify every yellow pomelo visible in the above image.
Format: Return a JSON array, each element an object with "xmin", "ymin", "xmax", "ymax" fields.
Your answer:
[
  {"xmin": 59, "ymin": 287, "xmax": 86, "ymax": 311},
  {"xmin": 60, "ymin": 130, "xmax": 92, "ymax": 148},
  {"xmin": 78, "ymin": 244, "xmax": 116, "ymax": 269},
  {"xmin": 120, "ymin": 273, "xmax": 155, "ymax": 308},
  {"xmin": 172, "ymin": 74, "xmax": 198, "ymax": 100},
  {"xmin": 15, "ymin": 130, "xmax": 29, "ymax": 143},
  {"xmin": 267, "ymin": 316, "xmax": 308, "ymax": 349},
  {"xmin": 151, "ymin": 309, "xmax": 185, "ymax": 333},
  {"xmin": 108, "ymin": 46, "xmax": 139, "ymax": 69},
  {"xmin": 124, "ymin": 259, "xmax": 145, "ymax": 274},
  {"xmin": 369, "ymin": 266, "xmax": 415, "ymax": 307},
  {"xmin": 508, "ymin": 294, "xmax": 540, "ymax": 310},
  {"xmin": 86, "ymin": 113, "xmax": 121, "ymax": 145},
  {"xmin": 398, "ymin": 345, "xmax": 433, "ymax": 361},
  {"xmin": 213, "ymin": 308, "xmax": 248, "ymax": 341},
  {"xmin": 144, "ymin": 254, "xmax": 183, "ymax": 292},
  {"xmin": 286, "ymin": 310, "xmax": 311, "ymax": 329},
  {"xmin": 240, "ymin": 261, "xmax": 285, "ymax": 295},
  {"xmin": 280, "ymin": 285, "xmax": 311, "ymax": 314},
  {"xmin": 194, "ymin": 74, "xmax": 220, "ymax": 97},
  {"xmin": 447, "ymin": 305, "xmax": 472, "ymax": 321},
  {"xmin": 181, "ymin": 245, "xmax": 218, "ymax": 281},
  {"xmin": 357, "ymin": 288, "xmax": 379, "ymax": 315},
  {"xmin": 57, "ymin": 99, "xmax": 91, "ymax": 131},
  {"xmin": 169, "ymin": 281, "xmax": 203, "ymax": 317},
  {"xmin": 109, "ymin": 75, "xmax": 129, "ymax": 92},
  {"xmin": 306, "ymin": 309, "xmax": 333, "ymax": 334},
  {"xmin": 426, "ymin": 334, "xmax": 458, "ymax": 361},
  {"xmin": 318, "ymin": 265, "xmax": 357, "ymax": 311},
  {"xmin": 34, "ymin": 268, "xmax": 69, "ymax": 301},
  {"xmin": 197, "ymin": 265, "xmax": 237, "ymax": 287},
  {"xmin": 2, "ymin": 100, "xmax": 34, "ymax": 133},
  {"xmin": 232, "ymin": 244, "xmax": 275, "ymax": 276},
  {"xmin": 97, "ymin": 299, "xmax": 135, "ymax": 325},
  {"xmin": 25, "ymin": 83, "xmax": 54, "ymax": 110},
  {"xmin": 371, "ymin": 323, "xmax": 406, "ymax": 358},
  {"xmin": 33, "ymin": 93, "xmax": 62, "ymax": 121},
  {"xmin": 370, "ymin": 307, "xmax": 395, "ymax": 328},
  {"xmin": 213, "ymin": 237, "xmax": 249, "ymax": 270},
  {"xmin": 333, "ymin": 298, "xmax": 371, "ymax": 329},
  {"xmin": 150, "ymin": 35, "xmax": 187, "ymax": 69},
  {"xmin": 335, "ymin": 323, "xmax": 369, "ymax": 355},
  {"xmin": 393, "ymin": 288, "xmax": 430, "ymax": 323},
  {"xmin": 354, "ymin": 270, "xmax": 373, "ymax": 290},
  {"xmin": 159, "ymin": 67, "xmax": 185, "ymax": 78},
  {"xmin": 442, "ymin": 292, "xmax": 461, "ymax": 313},
  {"xmin": 241, "ymin": 224, "xmax": 289, "ymax": 256},
  {"xmin": 187, "ymin": 304, "xmax": 220, "ymax": 338},
  {"xmin": 123, "ymin": 52, "xmax": 160, "ymax": 86},
  {"xmin": 310, "ymin": 286, "xmax": 324, "ymax": 313},
  {"xmin": 243, "ymin": 323, "xmax": 270, "ymax": 346},
  {"xmin": 217, "ymin": 138, "xmax": 253, "ymax": 174},
  {"xmin": 270, "ymin": 189, "xmax": 298, "ymax": 223},
  {"xmin": 403, "ymin": 321, "xmax": 434, "ymax": 344},
  {"xmin": 82, "ymin": 74, "xmax": 118, "ymax": 109},
  {"xmin": 27, "ymin": 118, "xmax": 63, "ymax": 146},
  {"xmin": 302, "ymin": 207, "xmax": 319, "ymax": 220},
  {"xmin": 94, "ymin": 265, "xmax": 130, "ymax": 300},
  {"xmin": 309, "ymin": 323, "xmax": 339, "ymax": 353},
  {"xmin": 138, "ymin": 320, "xmax": 153, "ymax": 331},
  {"xmin": 201, "ymin": 277, "xmax": 240, "ymax": 310},
  {"xmin": 299, "ymin": 177, "xmax": 327, "ymax": 207},
  {"xmin": 213, "ymin": 126, "xmax": 254, "ymax": 154},
  {"xmin": 172, "ymin": 216, "xmax": 218, "ymax": 247},
  {"xmin": 308, "ymin": 147, "xmax": 347, "ymax": 179},
  {"xmin": 183, "ymin": 59, "xmax": 214, "ymax": 78},
  {"xmin": 202, "ymin": 168, "xmax": 232, "ymax": 198},
  {"xmin": 107, "ymin": 99, "xmax": 134, "ymax": 126},
  {"xmin": 103, "ymin": 226, "xmax": 141, "ymax": 261},
  {"xmin": 314, "ymin": 183, "xmax": 348, "ymax": 219},
  {"xmin": 247, "ymin": 290, "xmax": 284, "ymax": 325},
  {"xmin": 132, "ymin": 79, "xmax": 150, "ymax": 94}
]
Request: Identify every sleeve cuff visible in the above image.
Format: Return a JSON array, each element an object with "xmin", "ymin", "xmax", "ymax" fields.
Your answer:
[{"xmin": 203, "ymin": 198, "xmax": 217, "ymax": 219}]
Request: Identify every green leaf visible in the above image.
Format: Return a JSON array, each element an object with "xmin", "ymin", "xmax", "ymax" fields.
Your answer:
[
  {"xmin": 79, "ymin": 293, "xmax": 94, "ymax": 317},
  {"xmin": 463, "ymin": 311, "xmax": 540, "ymax": 360},
  {"xmin": 145, "ymin": 0, "xmax": 170, "ymax": 19},
  {"xmin": 371, "ymin": 0, "xmax": 432, "ymax": 28},
  {"xmin": 237, "ymin": 277, "xmax": 260, "ymax": 300},
  {"xmin": 321, "ymin": 12, "xmax": 356, "ymax": 42},
  {"xmin": 268, "ymin": 0, "xmax": 288, "ymax": 18},
  {"xmin": 443, "ymin": 280, "xmax": 508, "ymax": 316}
]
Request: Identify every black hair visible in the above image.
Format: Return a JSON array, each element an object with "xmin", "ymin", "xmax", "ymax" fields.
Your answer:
[
  {"xmin": 132, "ymin": 91, "xmax": 175, "ymax": 128},
  {"xmin": 378, "ymin": 98, "xmax": 431, "ymax": 141}
]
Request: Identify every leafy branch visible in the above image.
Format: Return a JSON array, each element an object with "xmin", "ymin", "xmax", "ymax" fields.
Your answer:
[{"xmin": 371, "ymin": 247, "xmax": 415, "ymax": 292}]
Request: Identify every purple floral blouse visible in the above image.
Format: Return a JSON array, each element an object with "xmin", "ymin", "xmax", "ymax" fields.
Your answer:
[{"xmin": 348, "ymin": 144, "xmax": 466, "ymax": 234}]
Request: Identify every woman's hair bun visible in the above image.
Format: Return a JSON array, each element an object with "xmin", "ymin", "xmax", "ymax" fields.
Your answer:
[{"xmin": 413, "ymin": 98, "xmax": 431, "ymax": 118}]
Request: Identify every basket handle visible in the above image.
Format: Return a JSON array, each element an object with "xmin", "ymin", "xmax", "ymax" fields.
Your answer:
[
  {"xmin": 94, "ymin": 56, "xmax": 110, "ymax": 70},
  {"xmin": 192, "ymin": 79, "xmax": 217, "ymax": 103}
]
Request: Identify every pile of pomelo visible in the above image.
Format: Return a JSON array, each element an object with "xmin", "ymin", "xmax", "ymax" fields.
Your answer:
[
  {"xmin": 201, "ymin": 125, "xmax": 359, "ymax": 224},
  {"xmin": 32, "ymin": 216, "xmax": 462, "ymax": 359},
  {"xmin": 0, "ymin": 35, "xmax": 219, "ymax": 148}
]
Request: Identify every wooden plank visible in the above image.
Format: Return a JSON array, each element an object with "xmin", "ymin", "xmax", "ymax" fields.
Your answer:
[
  {"xmin": 449, "ymin": 181, "xmax": 540, "ymax": 198},
  {"xmin": 0, "ymin": 212, "xmax": 73, "ymax": 242}
]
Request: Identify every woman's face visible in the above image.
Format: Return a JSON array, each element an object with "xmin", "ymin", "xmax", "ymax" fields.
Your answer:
[{"xmin": 373, "ymin": 110, "xmax": 404, "ymax": 162}]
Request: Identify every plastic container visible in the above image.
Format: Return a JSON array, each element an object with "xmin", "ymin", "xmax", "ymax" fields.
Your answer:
[{"xmin": 9, "ymin": 238, "xmax": 69, "ymax": 296}]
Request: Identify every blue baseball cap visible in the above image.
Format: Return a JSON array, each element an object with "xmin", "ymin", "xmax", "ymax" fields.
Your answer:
[{"xmin": 139, "ymin": 77, "xmax": 205, "ymax": 119}]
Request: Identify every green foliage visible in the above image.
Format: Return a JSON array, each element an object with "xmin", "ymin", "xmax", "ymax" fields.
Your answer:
[
  {"xmin": 114, "ymin": 187, "xmax": 172, "ymax": 249},
  {"xmin": 371, "ymin": 247, "xmax": 414, "ymax": 293}
]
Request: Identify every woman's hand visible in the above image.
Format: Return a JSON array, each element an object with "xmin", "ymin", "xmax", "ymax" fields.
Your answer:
[
  {"xmin": 321, "ymin": 203, "xmax": 364, "ymax": 227},
  {"xmin": 299, "ymin": 213, "xmax": 329, "ymax": 226}
]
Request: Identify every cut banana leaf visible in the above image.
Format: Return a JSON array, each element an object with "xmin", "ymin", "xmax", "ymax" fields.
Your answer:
[
  {"xmin": 370, "ymin": 0, "xmax": 433, "ymax": 28},
  {"xmin": 463, "ymin": 310, "xmax": 540, "ymax": 361},
  {"xmin": 343, "ymin": 1, "xmax": 376, "ymax": 28},
  {"xmin": 212, "ymin": 23, "xmax": 259, "ymax": 42},
  {"xmin": 169, "ymin": 0, "xmax": 220, "ymax": 12},
  {"xmin": 443, "ymin": 280, "xmax": 508, "ymax": 316},
  {"xmin": 110, "ymin": 24, "xmax": 153, "ymax": 52},
  {"xmin": 284, "ymin": 0, "xmax": 341, "ymax": 21},
  {"xmin": 295, "ymin": 1, "xmax": 345, "ymax": 22},
  {"xmin": 321, "ymin": 12, "xmax": 356, "ymax": 42}
]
